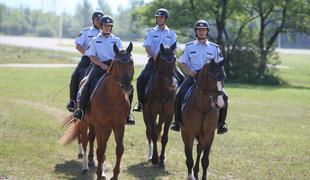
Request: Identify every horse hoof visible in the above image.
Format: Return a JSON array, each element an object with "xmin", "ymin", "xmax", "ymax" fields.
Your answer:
[
  {"xmin": 88, "ymin": 160, "xmax": 95, "ymax": 168},
  {"xmin": 97, "ymin": 176, "xmax": 106, "ymax": 180},
  {"xmin": 78, "ymin": 153, "xmax": 83, "ymax": 159},
  {"xmin": 81, "ymin": 169, "xmax": 89, "ymax": 175},
  {"xmin": 159, "ymin": 162, "xmax": 165, "ymax": 169},
  {"xmin": 151, "ymin": 158, "xmax": 159, "ymax": 165}
]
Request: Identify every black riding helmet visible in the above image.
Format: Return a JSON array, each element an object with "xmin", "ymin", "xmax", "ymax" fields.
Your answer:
[
  {"xmin": 100, "ymin": 15, "xmax": 114, "ymax": 26},
  {"xmin": 155, "ymin": 8, "xmax": 169, "ymax": 18},
  {"xmin": 92, "ymin": 10, "xmax": 104, "ymax": 20},
  {"xmin": 100, "ymin": 15, "xmax": 114, "ymax": 34},
  {"xmin": 194, "ymin": 20, "xmax": 209, "ymax": 39}
]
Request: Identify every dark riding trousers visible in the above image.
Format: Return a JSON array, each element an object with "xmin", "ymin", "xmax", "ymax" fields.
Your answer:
[
  {"xmin": 79, "ymin": 60, "xmax": 112, "ymax": 111},
  {"xmin": 70, "ymin": 55, "xmax": 91, "ymax": 100}
]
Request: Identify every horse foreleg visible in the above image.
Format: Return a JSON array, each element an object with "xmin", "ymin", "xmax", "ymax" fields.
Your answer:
[
  {"xmin": 88, "ymin": 124, "xmax": 95, "ymax": 168},
  {"xmin": 158, "ymin": 114, "xmax": 172, "ymax": 169},
  {"xmin": 193, "ymin": 142, "xmax": 204, "ymax": 179},
  {"xmin": 96, "ymin": 127, "xmax": 112, "ymax": 180},
  {"xmin": 201, "ymin": 144, "xmax": 212, "ymax": 180},
  {"xmin": 80, "ymin": 121, "xmax": 89, "ymax": 174},
  {"xmin": 143, "ymin": 110, "xmax": 152, "ymax": 161},
  {"xmin": 111, "ymin": 125, "xmax": 125, "ymax": 180},
  {"xmin": 149, "ymin": 114, "xmax": 159, "ymax": 165}
]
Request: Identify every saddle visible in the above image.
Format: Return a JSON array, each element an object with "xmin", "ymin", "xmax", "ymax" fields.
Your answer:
[{"xmin": 76, "ymin": 74, "xmax": 108, "ymax": 102}]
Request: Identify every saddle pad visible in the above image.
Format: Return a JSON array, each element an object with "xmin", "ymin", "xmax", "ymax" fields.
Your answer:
[{"xmin": 181, "ymin": 83, "xmax": 195, "ymax": 111}]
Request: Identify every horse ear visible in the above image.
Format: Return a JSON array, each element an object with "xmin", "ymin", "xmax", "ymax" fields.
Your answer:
[
  {"xmin": 160, "ymin": 43, "xmax": 165, "ymax": 52},
  {"xmin": 126, "ymin": 42, "xmax": 133, "ymax": 53},
  {"xmin": 170, "ymin": 41, "xmax": 177, "ymax": 51},
  {"xmin": 113, "ymin": 43, "xmax": 119, "ymax": 54},
  {"xmin": 108, "ymin": 61, "xmax": 115, "ymax": 74}
]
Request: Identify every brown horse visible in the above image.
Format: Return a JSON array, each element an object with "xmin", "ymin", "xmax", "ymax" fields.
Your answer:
[
  {"xmin": 143, "ymin": 43, "xmax": 178, "ymax": 168},
  {"xmin": 60, "ymin": 42, "xmax": 134, "ymax": 180},
  {"xmin": 181, "ymin": 60, "xmax": 226, "ymax": 180}
]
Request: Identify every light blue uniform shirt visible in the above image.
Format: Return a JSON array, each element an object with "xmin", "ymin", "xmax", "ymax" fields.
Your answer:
[
  {"xmin": 86, "ymin": 33, "xmax": 122, "ymax": 62},
  {"xmin": 75, "ymin": 26, "xmax": 101, "ymax": 55},
  {"xmin": 143, "ymin": 25, "xmax": 177, "ymax": 57},
  {"xmin": 180, "ymin": 40, "xmax": 224, "ymax": 71}
]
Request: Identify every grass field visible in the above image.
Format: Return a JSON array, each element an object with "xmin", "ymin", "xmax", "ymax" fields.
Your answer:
[{"xmin": 0, "ymin": 46, "xmax": 309, "ymax": 179}]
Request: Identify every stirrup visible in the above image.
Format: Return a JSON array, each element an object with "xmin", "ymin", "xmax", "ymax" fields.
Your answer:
[
  {"xmin": 132, "ymin": 102, "xmax": 142, "ymax": 112},
  {"xmin": 73, "ymin": 109, "xmax": 84, "ymax": 121},
  {"xmin": 217, "ymin": 122, "xmax": 228, "ymax": 134}
]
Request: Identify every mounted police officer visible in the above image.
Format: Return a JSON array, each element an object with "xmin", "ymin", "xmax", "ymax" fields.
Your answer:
[
  {"xmin": 133, "ymin": 8, "xmax": 184, "ymax": 112},
  {"xmin": 73, "ymin": 15, "xmax": 135, "ymax": 125},
  {"xmin": 171, "ymin": 20, "xmax": 229, "ymax": 134},
  {"xmin": 66, "ymin": 10, "xmax": 104, "ymax": 112}
]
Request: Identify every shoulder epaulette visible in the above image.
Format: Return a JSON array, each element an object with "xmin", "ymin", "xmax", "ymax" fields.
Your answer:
[
  {"xmin": 82, "ymin": 27, "xmax": 91, "ymax": 31},
  {"xmin": 185, "ymin": 41, "xmax": 194, "ymax": 46},
  {"xmin": 209, "ymin": 42, "xmax": 219, "ymax": 47},
  {"xmin": 146, "ymin": 28, "xmax": 155, "ymax": 32}
]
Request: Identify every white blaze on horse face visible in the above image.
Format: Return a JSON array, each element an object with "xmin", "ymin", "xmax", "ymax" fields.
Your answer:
[{"xmin": 216, "ymin": 81, "xmax": 225, "ymax": 108}]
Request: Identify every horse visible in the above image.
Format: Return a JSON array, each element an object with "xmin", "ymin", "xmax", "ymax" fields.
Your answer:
[
  {"xmin": 181, "ymin": 59, "xmax": 226, "ymax": 180},
  {"xmin": 142, "ymin": 42, "xmax": 178, "ymax": 168},
  {"xmin": 60, "ymin": 42, "xmax": 134, "ymax": 180}
]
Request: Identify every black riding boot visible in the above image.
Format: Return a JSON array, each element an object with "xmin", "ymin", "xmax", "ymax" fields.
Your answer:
[
  {"xmin": 67, "ymin": 56, "xmax": 91, "ymax": 112},
  {"xmin": 126, "ymin": 89, "xmax": 135, "ymax": 125},
  {"xmin": 133, "ymin": 74, "xmax": 144, "ymax": 112},
  {"xmin": 171, "ymin": 91, "xmax": 181, "ymax": 131},
  {"xmin": 217, "ymin": 92, "xmax": 228, "ymax": 134}
]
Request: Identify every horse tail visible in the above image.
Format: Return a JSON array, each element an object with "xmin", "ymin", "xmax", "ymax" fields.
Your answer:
[{"xmin": 59, "ymin": 114, "xmax": 80, "ymax": 145}]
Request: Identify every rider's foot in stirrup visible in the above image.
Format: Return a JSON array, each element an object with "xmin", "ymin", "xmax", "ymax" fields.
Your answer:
[
  {"xmin": 126, "ymin": 114, "xmax": 135, "ymax": 125},
  {"xmin": 217, "ymin": 122, "xmax": 228, "ymax": 134},
  {"xmin": 66, "ymin": 99, "xmax": 76, "ymax": 112},
  {"xmin": 170, "ymin": 121, "xmax": 180, "ymax": 132},
  {"xmin": 133, "ymin": 102, "xmax": 142, "ymax": 112},
  {"xmin": 73, "ymin": 108, "xmax": 84, "ymax": 121}
]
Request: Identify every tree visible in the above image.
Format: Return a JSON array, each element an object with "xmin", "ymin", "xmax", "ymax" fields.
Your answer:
[{"xmin": 75, "ymin": 0, "xmax": 93, "ymax": 28}]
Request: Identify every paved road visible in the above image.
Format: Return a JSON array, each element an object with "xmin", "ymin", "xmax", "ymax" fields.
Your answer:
[{"xmin": 0, "ymin": 36, "xmax": 148, "ymax": 66}]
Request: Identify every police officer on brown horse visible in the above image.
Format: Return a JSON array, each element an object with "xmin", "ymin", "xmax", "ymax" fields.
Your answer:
[
  {"xmin": 66, "ymin": 10, "xmax": 104, "ymax": 112},
  {"xmin": 133, "ymin": 8, "xmax": 184, "ymax": 112},
  {"xmin": 171, "ymin": 20, "xmax": 229, "ymax": 134}
]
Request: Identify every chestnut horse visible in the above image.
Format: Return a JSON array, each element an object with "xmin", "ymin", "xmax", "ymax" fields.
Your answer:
[
  {"xmin": 60, "ymin": 42, "xmax": 134, "ymax": 180},
  {"xmin": 143, "ymin": 43, "xmax": 178, "ymax": 168},
  {"xmin": 181, "ymin": 60, "xmax": 226, "ymax": 180}
]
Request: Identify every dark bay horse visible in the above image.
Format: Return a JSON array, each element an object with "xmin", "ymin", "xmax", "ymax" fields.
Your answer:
[
  {"xmin": 143, "ymin": 43, "xmax": 178, "ymax": 168},
  {"xmin": 181, "ymin": 60, "xmax": 226, "ymax": 180},
  {"xmin": 60, "ymin": 42, "xmax": 134, "ymax": 180}
]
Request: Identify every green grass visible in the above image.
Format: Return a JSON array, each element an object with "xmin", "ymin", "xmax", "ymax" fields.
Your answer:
[
  {"xmin": 0, "ymin": 47, "xmax": 309, "ymax": 179},
  {"xmin": 0, "ymin": 45, "xmax": 79, "ymax": 64}
]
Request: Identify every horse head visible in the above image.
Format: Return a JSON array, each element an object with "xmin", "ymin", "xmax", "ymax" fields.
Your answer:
[
  {"xmin": 108, "ymin": 42, "xmax": 134, "ymax": 93},
  {"xmin": 197, "ymin": 59, "xmax": 226, "ymax": 96},
  {"xmin": 155, "ymin": 42, "xmax": 177, "ymax": 77}
]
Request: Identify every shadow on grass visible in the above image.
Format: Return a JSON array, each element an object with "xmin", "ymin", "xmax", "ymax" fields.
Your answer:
[
  {"xmin": 54, "ymin": 160, "xmax": 96, "ymax": 180},
  {"xmin": 126, "ymin": 161, "xmax": 171, "ymax": 180}
]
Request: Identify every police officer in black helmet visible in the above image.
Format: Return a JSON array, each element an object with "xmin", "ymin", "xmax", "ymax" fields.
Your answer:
[
  {"xmin": 66, "ymin": 10, "xmax": 104, "ymax": 112},
  {"xmin": 133, "ymin": 8, "xmax": 185, "ymax": 112},
  {"xmin": 171, "ymin": 19, "xmax": 229, "ymax": 134}
]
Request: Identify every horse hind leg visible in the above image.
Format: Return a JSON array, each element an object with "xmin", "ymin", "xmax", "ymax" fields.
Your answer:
[
  {"xmin": 80, "ymin": 121, "xmax": 89, "ymax": 174},
  {"xmin": 77, "ymin": 134, "xmax": 83, "ymax": 159},
  {"xmin": 143, "ymin": 110, "xmax": 153, "ymax": 161},
  {"xmin": 110, "ymin": 125, "xmax": 125, "ymax": 180},
  {"xmin": 149, "ymin": 114, "xmax": 159, "ymax": 165},
  {"xmin": 201, "ymin": 145, "xmax": 212, "ymax": 180},
  {"xmin": 88, "ymin": 124, "xmax": 96, "ymax": 168}
]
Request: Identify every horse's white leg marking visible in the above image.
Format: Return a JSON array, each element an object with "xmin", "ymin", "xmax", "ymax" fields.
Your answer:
[
  {"xmin": 101, "ymin": 163, "xmax": 106, "ymax": 177},
  {"xmin": 78, "ymin": 143, "xmax": 83, "ymax": 155},
  {"xmin": 82, "ymin": 151, "xmax": 89, "ymax": 171},
  {"xmin": 148, "ymin": 142, "xmax": 153, "ymax": 160}
]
